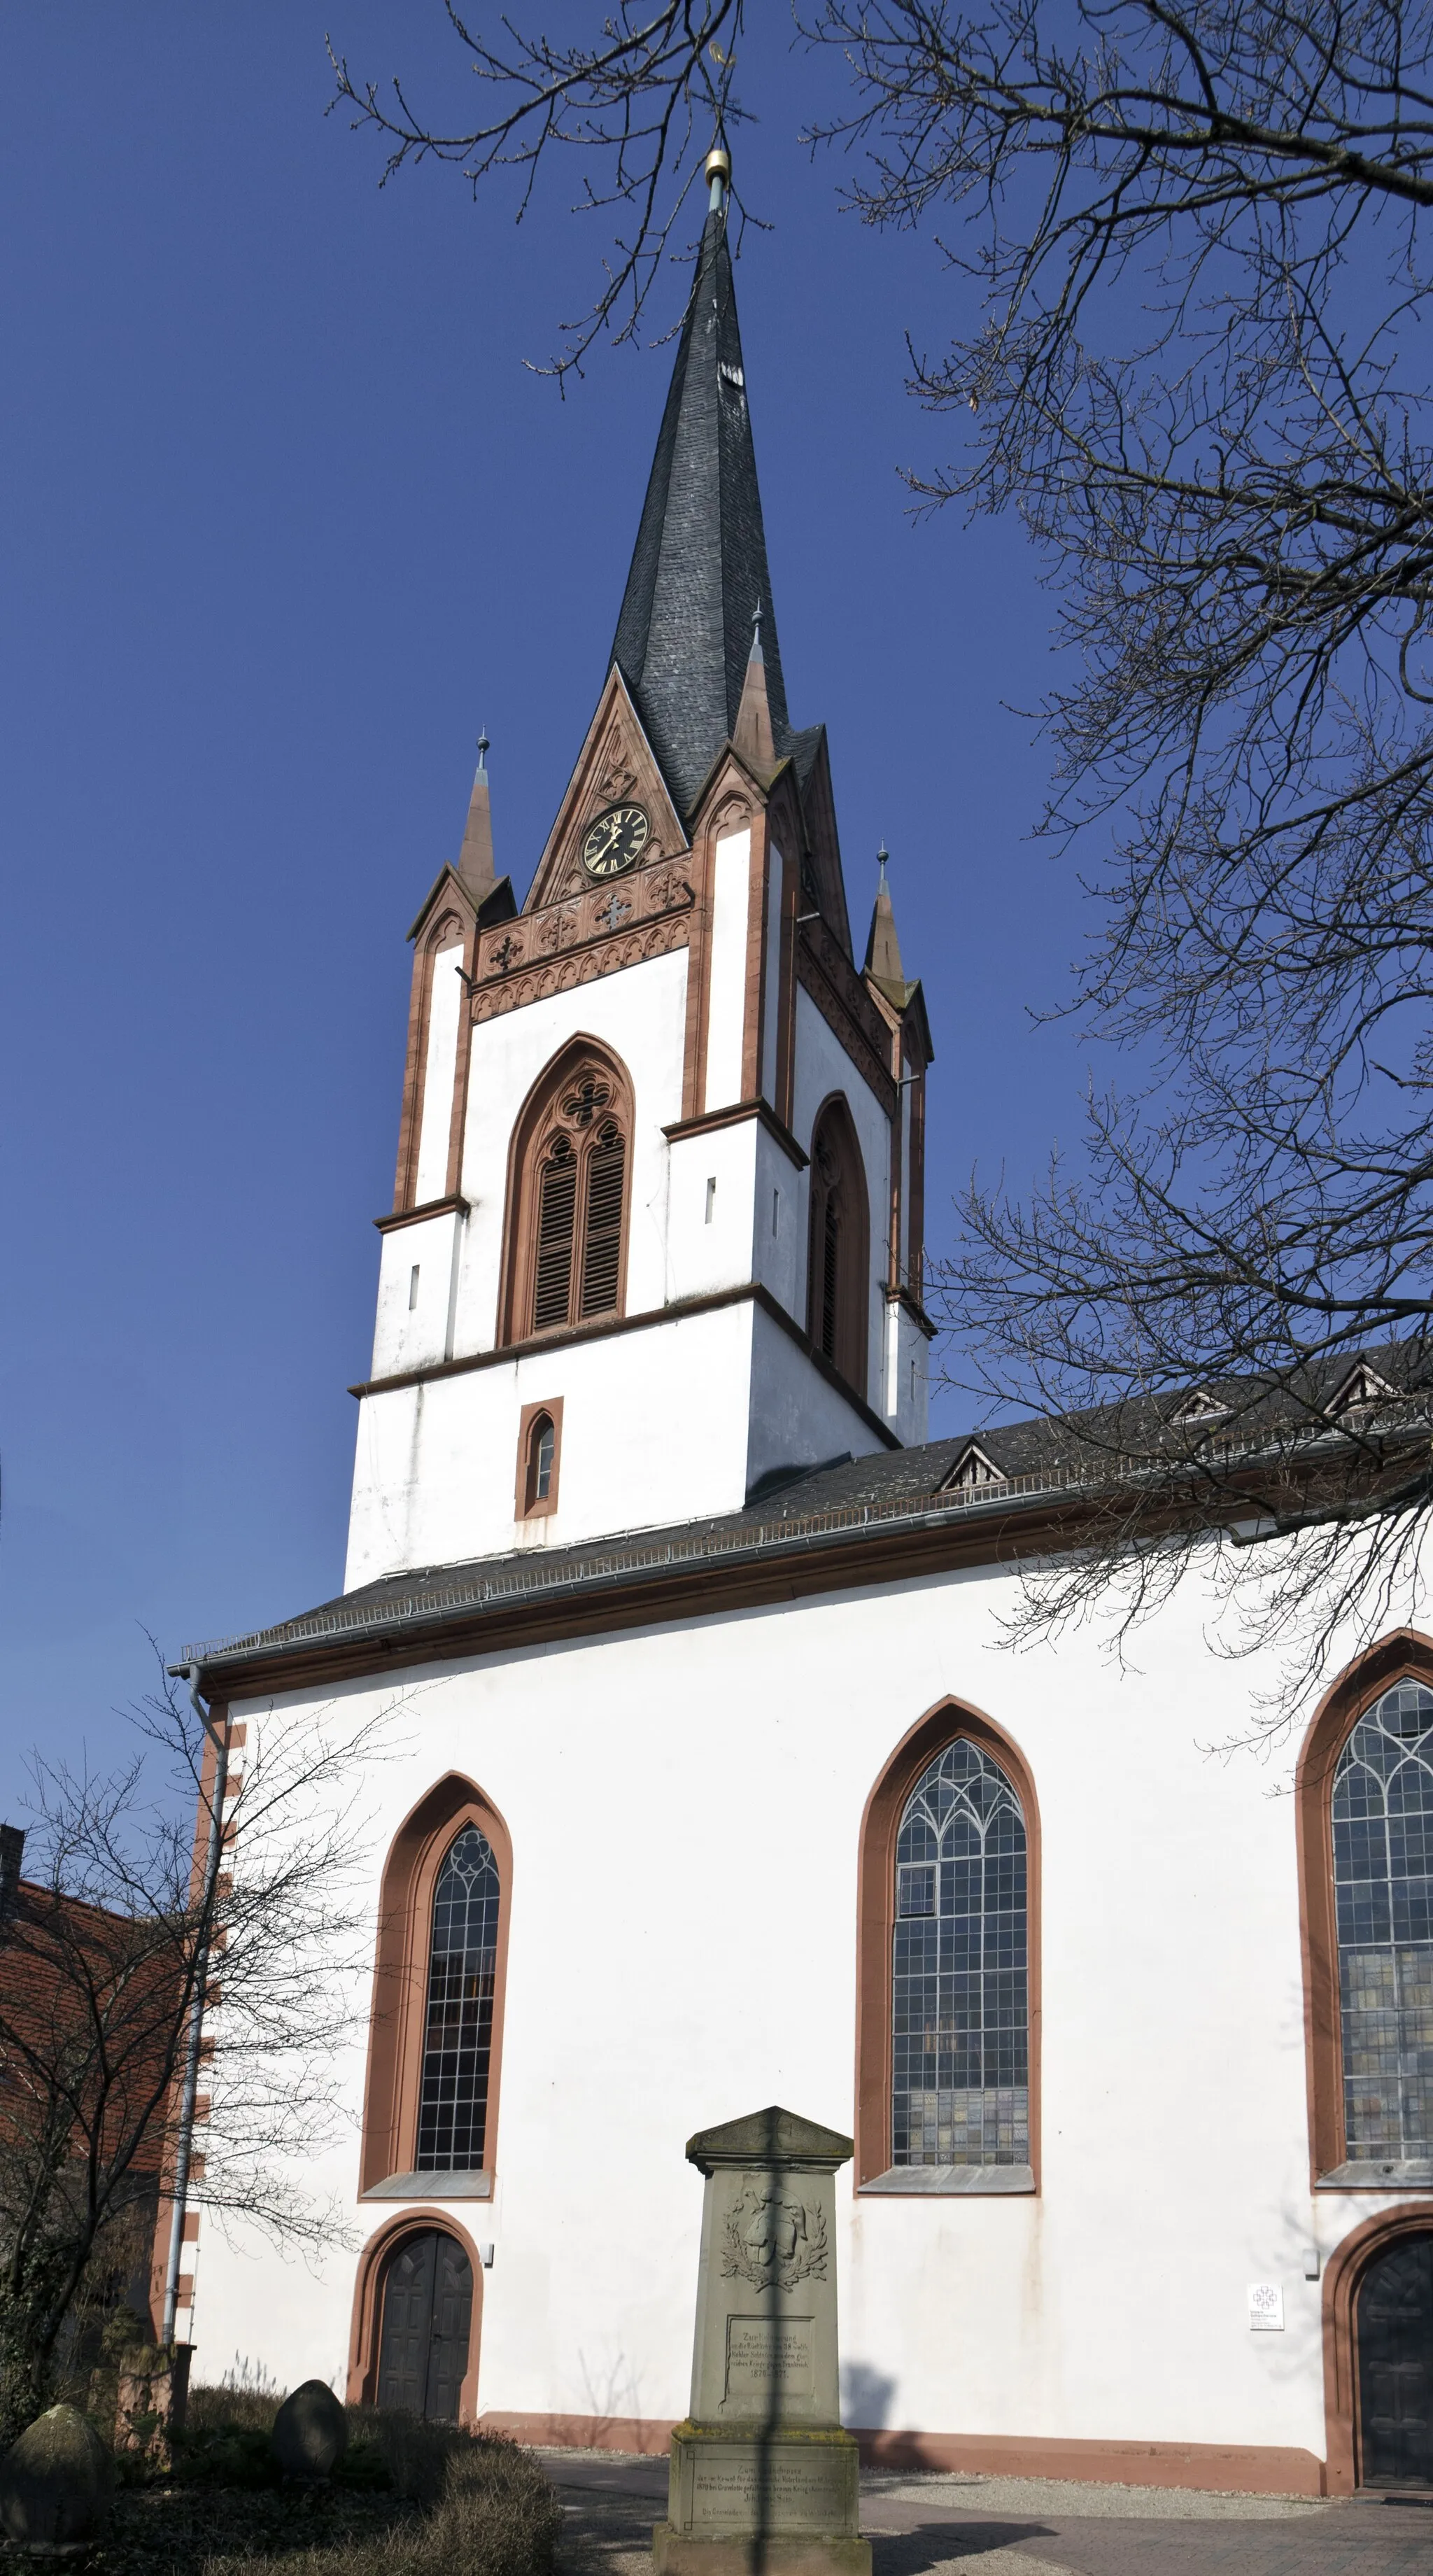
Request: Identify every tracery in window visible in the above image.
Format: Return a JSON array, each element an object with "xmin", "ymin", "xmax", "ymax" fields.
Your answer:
[
  {"xmin": 1333, "ymin": 1680, "xmax": 1433, "ymax": 2162},
  {"xmin": 502, "ymin": 1044, "xmax": 633, "ymax": 1343},
  {"xmin": 416, "ymin": 1826, "xmax": 501, "ymax": 2173},
  {"xmin": 805, "ymin": 1098, "xmax": 868, "ymax": 1396},
  {"xmin": 892, "ymin": 1738, "xmax": 1028, "ymax": 2167}
]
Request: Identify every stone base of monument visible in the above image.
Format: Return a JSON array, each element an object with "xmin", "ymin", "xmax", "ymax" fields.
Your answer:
[{"xmin": 652, "ymin": 2423, "xmax": 872, "ymax": 2576}]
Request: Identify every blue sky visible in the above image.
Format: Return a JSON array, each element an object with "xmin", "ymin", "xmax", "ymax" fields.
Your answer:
[{"xmin": 0, "ymin": 6, "xmax": 1097, "ymax": 1806}]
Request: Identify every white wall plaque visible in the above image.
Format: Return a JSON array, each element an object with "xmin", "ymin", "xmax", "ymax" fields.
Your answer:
[{"xmin": 1247, "ymin": 2281, "xmax": 1284, "ymax": 2330}]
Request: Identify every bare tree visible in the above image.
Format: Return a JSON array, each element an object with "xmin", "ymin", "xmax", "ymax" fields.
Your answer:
[
  {"xmin": 326, "ymin": 1, "xmax": 745, "ymax": 379},
  {"xmin": 0, "ymin": 1668, "xmax": 391, "ymax": 2442},
  {"xmin": 328, "ymin": 0, "xmax": 1433, "ymax": 1704}
]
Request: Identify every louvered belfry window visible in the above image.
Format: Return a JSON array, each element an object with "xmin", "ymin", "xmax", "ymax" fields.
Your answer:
[
  {"xmin": 806, "ymin": 1101, "xmax": 868, "ymax": 1393},
  {"xmin": 532, "ymin": 1138, "xmax": 578, "ymax": 1331},
  {"xmin": 580, "ymin": 1121, "xmax": 626, "ymax": 1316},
  {"xmin": 518, "ymin": 1058, "xmax": 630, "ymax": 1339}
]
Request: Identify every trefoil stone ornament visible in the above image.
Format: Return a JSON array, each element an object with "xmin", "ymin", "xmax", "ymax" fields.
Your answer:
[{"xmin": 722, "ymin": 2187, "xmax": 828, "ymax": 2293}]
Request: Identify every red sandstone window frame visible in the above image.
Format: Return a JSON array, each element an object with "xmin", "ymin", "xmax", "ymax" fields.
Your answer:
[
  {"xmin": 1295, "ymin": 1626, "xmax": 1433, "ymax": 2191},
  {"xmin": 346, "ymin": 2208, "xmax": 485, "ymax": 2426},
  {"xmin": 854, "ymin": 1697, "xmax": 1041, "ymax": 2193},
  {"xmin": 497, "ymin": 1036, "xmax": 635, "ymax": 1347},
  {"xmin": 806, "ymin": 1095, "xmax": 870, "ymax": 1400},
  {"xmin": 516, "ymin": 1398, "xmax": 563, "ymax": 1521},
  {"xmin": 358, "ymin": 1775, "xmax": 513, "ymax": 2197}
]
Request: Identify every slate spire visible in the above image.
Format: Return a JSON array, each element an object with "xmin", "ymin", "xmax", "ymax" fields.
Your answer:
[{"xmin": 609, "ymin": 160, "xmax": 791, "ymax": 817}]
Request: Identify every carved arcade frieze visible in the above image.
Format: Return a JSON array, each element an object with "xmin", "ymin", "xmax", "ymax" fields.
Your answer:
[{"xmin": 470, "ymin": 862, "xmax": 696, "ymax": 1025}]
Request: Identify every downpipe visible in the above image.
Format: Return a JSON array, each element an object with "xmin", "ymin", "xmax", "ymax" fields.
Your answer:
[{"xmin": 160, "ymin": 1663, "xmax": 229, "ymax": 2350}]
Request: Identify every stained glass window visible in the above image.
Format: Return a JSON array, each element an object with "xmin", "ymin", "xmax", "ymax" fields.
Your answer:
[
  {"xmin": 415, "ymin": 1825, "xmax": 501, "ymax": 2173},
  {"xmin": 892, "ymin": 1738, "xmax": 1028, "ymax": 2167},
  {"xmin": 1334, "ymin": 1680, "xmax": 1433, "ymax": 2162}
]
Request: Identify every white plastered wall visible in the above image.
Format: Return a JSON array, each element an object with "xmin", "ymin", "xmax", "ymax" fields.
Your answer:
[
  {"xmin": 355, "ymin": 921, "xmax": 912, "ymax": 1577},
  {"xmin": 761, "ymin": 840, "xmax": 785, "ymax": 1104},
  {"xmin": 744, "ymin": 1301, "xmax": 887, "ymax": 1493},
  {"xmin": 372, "ymin": 1210, "xmax": 465, "ymax": 1379},
  {"xmin": 413, "ymin": 945, "xmax": 465, "ymax": 1206},
  {"xmin": 450, "ymin": 950, "xmax": 690, "ymax": 1365},
  {"xmin": 703, "ymin": 826, "xmax": 751, "ymax": 1112},
  {"xmin": 665, "ymin": 1121, "xmax": 761, "ymax": 1305},
  {"xmin": 192, "ymin": 1547, "xmax": 1385, "ymax": 2475},
  {"xmin": 346, "ymin": 1302, "xmax": 761, "ymax": 1582}
]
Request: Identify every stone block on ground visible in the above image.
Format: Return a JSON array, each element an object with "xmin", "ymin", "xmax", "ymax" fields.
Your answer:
[
  {"xmin": 269, "ymin": 2378, "xmax": 348, "ymax": 2482},
  {"xmin": 0, "ymin": 2402, "xmax": 115, "ymax": 2549}
]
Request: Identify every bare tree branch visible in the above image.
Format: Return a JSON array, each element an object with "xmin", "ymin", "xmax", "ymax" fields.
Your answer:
[{"xmin": 0, "ymin": 1663, "xmax": 402, "ymax": 2440}]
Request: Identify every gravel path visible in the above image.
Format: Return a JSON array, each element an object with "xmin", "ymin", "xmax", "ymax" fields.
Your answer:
[{"xmin": 541, "ymin": 2447, "xmax": 1433, "ymax": 2576}]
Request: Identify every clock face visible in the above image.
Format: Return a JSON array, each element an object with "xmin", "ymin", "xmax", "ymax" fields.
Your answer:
[{"xmin": 581, "ymin": 802, "xmax": 651, "ymax": 878}]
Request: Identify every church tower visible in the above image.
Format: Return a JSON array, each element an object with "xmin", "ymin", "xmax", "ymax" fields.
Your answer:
[{"xmin": 346, "ymin": 153, "xmax": 933, "ymax": 1586}]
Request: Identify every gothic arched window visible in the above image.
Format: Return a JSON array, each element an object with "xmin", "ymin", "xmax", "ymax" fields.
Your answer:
[
  {"xmin": 806, "ymin": 1097, "xmax": 869, "ymax": 1396},
  {"xmin": 416, "ymin": 1825, "xmax": 502, "ymax": 2174},
  {"xmin": 892, "ymin": 1738, "xmax": 1029, "ymax": 2169},
  {"xmin": 1332, "ymin": 1679, "xmax": 1433, "ymax": 2166},
  {"xmin": 502, "ymin": 1044, "xmax": 633, "ymax": 1344}
]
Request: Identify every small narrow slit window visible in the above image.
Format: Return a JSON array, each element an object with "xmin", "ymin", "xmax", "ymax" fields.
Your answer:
[
  {"xmin": 408, "ymin": 1265, "xmax": 421, "ymax": 1311},
  {"xmin": 526, "ymin": 1413, "xmax": 555, "ymax": 1510},
  {"xmin": 516, "ymin": 1399, "xmax": 563, "ymax": 1521},
  {"xmin": 705, "ymin": 1176, "xmax": 717, "ymax": 1226}
]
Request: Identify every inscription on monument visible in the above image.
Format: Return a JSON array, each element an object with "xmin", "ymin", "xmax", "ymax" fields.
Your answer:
[
  {"xmin": 690, "ymin": 2449, "xmax": 846, "ymax": 2533},
  {"xmin": 724, "ymin": 2317, "xmax": 814, "ymax": 2404}
]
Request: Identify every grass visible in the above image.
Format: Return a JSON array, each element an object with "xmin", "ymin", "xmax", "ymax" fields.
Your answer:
[{"xmin": 88, "ymin": 2393, "xmax": 565, "ymax": 2576}]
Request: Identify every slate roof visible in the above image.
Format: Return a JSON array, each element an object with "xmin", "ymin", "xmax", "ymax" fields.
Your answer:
[
  {"xmin": 180, "ymin": 1344, "xmax": 1433, "ymax": 1680},
  {"xmin": 610, "ymin": 202, "xmax": 794, "ymax": 819}
]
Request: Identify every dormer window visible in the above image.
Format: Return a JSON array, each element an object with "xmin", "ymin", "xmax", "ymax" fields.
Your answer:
[
  {"xmin": 1171, "ymin": 1388, "xmax": 1230, "ymax": 1427},
  {"xmin": 942, "ymin": 1443, "xmax": 1003, "ymax": 1492},
  {"xmin": 1329, "ymin": 1363, "xmax": 1399, "ymax": 1422}
]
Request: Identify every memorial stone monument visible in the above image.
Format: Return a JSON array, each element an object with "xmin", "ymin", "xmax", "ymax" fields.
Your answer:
[{"xmin": 654, "ymin": 2106, "xmax": 871, "ymax": 2576}]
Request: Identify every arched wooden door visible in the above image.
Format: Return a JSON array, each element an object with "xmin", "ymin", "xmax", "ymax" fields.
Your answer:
[
  {"xmin": 1357, "ymin": 2233, "xmax": 1433, "ymax": 2486},
  {"xmin": 375, "ymin": 2229, "xmax": 474, "ymax": 2421}
]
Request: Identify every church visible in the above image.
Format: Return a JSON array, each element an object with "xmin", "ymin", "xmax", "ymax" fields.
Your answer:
[{"xmin": 175, "ymin": 149, "xmax": 1433, "ymax": 2498}]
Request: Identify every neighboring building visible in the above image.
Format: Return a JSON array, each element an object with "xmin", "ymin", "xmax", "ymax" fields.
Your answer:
[
  {"xmin": 0, "ymin": 1824, "xmax": 171, "ymax": 2353},
  {"xmin": 176, "ymin": 158, "xmax": 1433, "ymax": 2494}
]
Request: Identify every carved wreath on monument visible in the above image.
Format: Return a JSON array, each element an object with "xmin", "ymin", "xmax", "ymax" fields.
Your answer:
[{"xmin": 721, "ymin": 2188, "xmax": 828, "ymax": 2293}]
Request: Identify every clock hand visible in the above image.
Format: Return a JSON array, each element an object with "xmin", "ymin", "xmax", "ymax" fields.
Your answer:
[{"xmin": 591, "ymin": 814, "xmax": 620, "ymax": 857}]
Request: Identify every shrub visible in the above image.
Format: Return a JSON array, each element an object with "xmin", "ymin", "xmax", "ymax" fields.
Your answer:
[
  {"xmin": 188, "ymin": 2381, "xmax": 284, "ymax": 2437},
  {"xmin": 198, "ymin": 2425, "xmax": 563, "ymax": 2576}
]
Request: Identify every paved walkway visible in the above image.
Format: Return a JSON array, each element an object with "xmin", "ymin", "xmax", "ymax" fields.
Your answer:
[{"xmin": 542, "ymin": 2448, "xmax": 1433, "ymax": 2576}]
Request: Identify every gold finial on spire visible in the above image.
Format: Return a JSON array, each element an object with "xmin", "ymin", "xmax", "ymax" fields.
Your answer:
[{"xmin": 705, "ymin": 144, "xmax": 731, "ymax": 213}]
